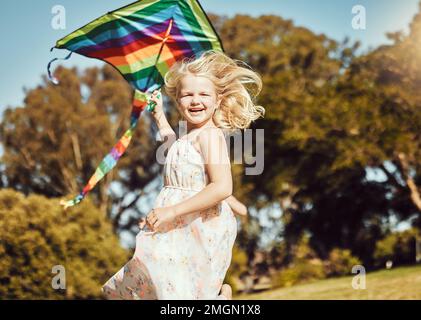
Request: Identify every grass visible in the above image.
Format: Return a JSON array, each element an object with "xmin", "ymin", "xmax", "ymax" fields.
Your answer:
[{"xmin": 234, "ymin": 264, "xmax": 421, "ymax": 300}]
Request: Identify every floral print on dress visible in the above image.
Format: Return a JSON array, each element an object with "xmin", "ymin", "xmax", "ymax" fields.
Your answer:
[{"xmin": 101, "ymin": 137, "xmax": 237, "ymax": 300}]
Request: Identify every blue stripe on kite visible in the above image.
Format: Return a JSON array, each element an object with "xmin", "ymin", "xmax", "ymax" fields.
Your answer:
[
  {"xmin": 174, "ymin": 1, "xmax": 205, "ymax": 54},
  {"xmin": 104, "ymin": 154, "xmax": 117, "ymax": 169},
  {"xmin": 132, "ymin": 78, "xmax": 161, "ymax": 93}
]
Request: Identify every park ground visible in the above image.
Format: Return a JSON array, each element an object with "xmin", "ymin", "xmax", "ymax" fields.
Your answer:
[{"xmin": 234, "ymin": 265, "xmax": 421, "ymax": 300}]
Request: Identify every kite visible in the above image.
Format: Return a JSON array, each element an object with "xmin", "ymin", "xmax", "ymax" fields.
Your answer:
[{"xmin": 47, "ymin": 0, "xmax": 224, "ymax": 208}]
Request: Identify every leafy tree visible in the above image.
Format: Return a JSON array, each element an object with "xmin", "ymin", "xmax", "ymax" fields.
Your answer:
[
  {"xmin": 289, "ymin": 4, "xmax": 421, "ymax": 264},
  {"xmin": 270, "ymin": 233, "xmax": 326, "ymax": 288},
  {"xmin": 0, "ymin": 189, "xmax": 130, "ymax": 299},
  {"xmin": 325, "ymin": 248, "xmax": 362, "ymax": 277},
  {"xmin": 373, "ymin": 228, "xmax": 419, "ymax": 268},
  {"xmin": 210, "ymin": 8, "xmax": 421, "ymax": 269},
  {"xmin": 212, "ymin": 13, "xmax": 365, "ymax": 265},
  {"xmin": 0, "ymin": 65, "xmax": 161, "ymax": 235}
]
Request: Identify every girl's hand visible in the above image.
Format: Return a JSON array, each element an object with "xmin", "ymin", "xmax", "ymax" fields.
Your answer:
[
  {"xmin": 225, "ymin": 195, "xmax": 248, "ymax": 217},
  {"xmin": 145, "ymin": 206, "xmax": 177, "ymax": 232},
  {"xmin": 149, "ymin": 89, "xmax": 163, "ymax": 116}
]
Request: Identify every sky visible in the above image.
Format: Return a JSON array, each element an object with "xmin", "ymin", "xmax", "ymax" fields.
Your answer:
[{"xmin": 0, "ymin": 0, "xmax": 420, "ymax": 113}]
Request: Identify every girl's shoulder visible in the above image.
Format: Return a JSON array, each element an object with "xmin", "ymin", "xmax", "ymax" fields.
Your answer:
[
  {"xmin": 196, "ymin": 126, "xmax": 227, "ymax": 152},
  {"xmin": 196, "ymin": 126, "xmax": 226, "ymax": 142},
  {"xmin": 196, "ymin": 126, "xmax": 230, "ymax": 165}
]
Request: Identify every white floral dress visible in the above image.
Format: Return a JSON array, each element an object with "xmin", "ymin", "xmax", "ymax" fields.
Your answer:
[{"xmin": 101, "ymin": 133, "xmax": 237, "ymax": 300}]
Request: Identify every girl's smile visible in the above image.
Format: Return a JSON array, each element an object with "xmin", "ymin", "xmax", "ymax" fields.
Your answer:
[{"xmin": 177, "ymin": 74, "xmax": 221, "ymax": 130}]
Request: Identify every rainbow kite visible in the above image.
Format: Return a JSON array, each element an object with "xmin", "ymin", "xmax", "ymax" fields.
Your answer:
[{"xmin": 48, "ymin": 0, "xmax": 223, "ymax": 208}]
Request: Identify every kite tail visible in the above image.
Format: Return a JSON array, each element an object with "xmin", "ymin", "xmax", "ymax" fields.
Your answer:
[
  {"xmin": 47, "ymin": 48, "xmax": 73, "ymax": 85},
  {"xmin": 60, "ymin": 89, "xmax": 158, "ymax": 209}
]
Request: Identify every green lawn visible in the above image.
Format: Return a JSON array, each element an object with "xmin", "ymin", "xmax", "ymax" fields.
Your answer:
[{"xmin": 234, "ymin": 265, "xmax": 421, "ymax": 300}]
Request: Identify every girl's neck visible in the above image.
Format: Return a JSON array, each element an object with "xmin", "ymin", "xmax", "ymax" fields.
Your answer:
[{"xmin": 186, "ymin": 119, "xmax": 216, "ymax": 134}]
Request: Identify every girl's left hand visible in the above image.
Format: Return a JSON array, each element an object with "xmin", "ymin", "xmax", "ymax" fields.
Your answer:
[{"xmin": 145, "ymin": 207, "xmax": 177, "ymax": 232}]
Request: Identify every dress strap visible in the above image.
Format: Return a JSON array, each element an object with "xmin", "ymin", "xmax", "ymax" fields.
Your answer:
[{"xmin": 173, "ymin": 139, "xmax": 208, "ymax": 188}]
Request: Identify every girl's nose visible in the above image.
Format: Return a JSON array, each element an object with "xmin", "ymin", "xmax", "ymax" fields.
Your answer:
[{"xmin": 191, "ymin": 95, "xmax": 201, "ymax": 105}]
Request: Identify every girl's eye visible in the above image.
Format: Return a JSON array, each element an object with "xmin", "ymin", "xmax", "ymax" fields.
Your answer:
[{"xmin": 181, "ymin": 93, "xmax": 210, "ymax": 97}]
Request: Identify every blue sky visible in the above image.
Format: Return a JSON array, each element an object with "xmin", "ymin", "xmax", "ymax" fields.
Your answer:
[{"xmin": 0, "ymin": 0, "xmax": 419, "ymax": 112}]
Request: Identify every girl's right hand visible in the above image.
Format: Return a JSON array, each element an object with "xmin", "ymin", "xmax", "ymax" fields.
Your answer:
[{"xmin": 149, "ymin": 89, "xmax": 163, "ymax": 116}]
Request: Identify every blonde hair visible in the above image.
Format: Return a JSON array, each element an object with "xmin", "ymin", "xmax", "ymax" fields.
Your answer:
[{"xmin": 164, "ymin": 50, "xmax": 265, "ymax": 130}]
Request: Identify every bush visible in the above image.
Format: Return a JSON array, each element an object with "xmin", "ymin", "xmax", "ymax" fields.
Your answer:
[
  {"xmin": 325, "ymin": 248, "xmax": 362, "ymax": 277},
  {"xmin": 373, "ymin": 228, "xmax": 419, "ymax": 268},
  {"xmin": 0, "ymin": 189, "xmax": 130, "ymax": 299},
  {"xmin": 271, "ymin": 259, "xmax": 326, "ymax": 288},
  {"xmin": 270, "ymin": 234, "xmax": 326, "ymax": 288}
]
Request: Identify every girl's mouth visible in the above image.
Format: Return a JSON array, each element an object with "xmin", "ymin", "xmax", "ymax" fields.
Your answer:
[{"xmin": 188, "ymin": 107, "xmax": 206, "ymax": 115}]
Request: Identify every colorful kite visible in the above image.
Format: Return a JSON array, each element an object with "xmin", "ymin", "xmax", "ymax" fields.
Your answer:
[{"xmin": 48, "ymin": 0, "xmax": 223, "ymax": 208}]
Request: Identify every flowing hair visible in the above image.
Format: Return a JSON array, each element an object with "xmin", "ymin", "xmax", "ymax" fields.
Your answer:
[{"xmin": 164, "ymin": 50, "xmax": 265, "ymax": 130}]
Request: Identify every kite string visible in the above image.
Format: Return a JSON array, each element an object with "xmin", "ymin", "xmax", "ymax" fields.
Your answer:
[{"xmin": 47, "ymin": 48, "xmax": 73, "ymax": 85}]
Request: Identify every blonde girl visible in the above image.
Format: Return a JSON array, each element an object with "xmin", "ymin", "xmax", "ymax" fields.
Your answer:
[{"xmin": 102, "ymin": 50, "xmax": 264, "ymax": 300}]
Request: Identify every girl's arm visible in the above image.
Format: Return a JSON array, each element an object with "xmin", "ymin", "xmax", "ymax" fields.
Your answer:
[
  {"xmin": 171, "ymin": 127, "xmax": 232, "ymax": 217},
  {"xmin": 149, "ymin": 90, "xmax": 176, "ymax": 141},
  {"xmin": 225, "ymin": 195, "xmax": 248, "ymax": 216}
]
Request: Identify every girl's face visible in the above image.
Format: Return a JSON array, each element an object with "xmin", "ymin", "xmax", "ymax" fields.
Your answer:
[{"xmin": 176, "ymin": 74, "xmax": 221, "ymax": 129}]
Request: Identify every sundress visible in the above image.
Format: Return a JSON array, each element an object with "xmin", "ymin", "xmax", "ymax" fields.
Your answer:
[{"xmin": 101, "ymin": 129, "xmax": 238, "ymax": 299}]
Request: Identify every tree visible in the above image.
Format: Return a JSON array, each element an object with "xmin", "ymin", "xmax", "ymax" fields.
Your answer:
[
  {"xmin": 336, "ymin": 3, "xmax": 421, "ymax": 218},
  {"xmin": 290, "ymin": 5, "xmax": 421, "ymax": 264},
  {"xmin": 373, "ymin": 228, "xmax": 420, "ymax": 267},
  {"xmin": 212, "ymin": 14, "xmax": 367, "ymax": 266},
  {"xmin": 0, "ymin": 189, "xmax": 130, "ymax": 299},
  {"xmin": 212, "ymin": 9, "xmax": 421, "ymax": 269},
  {"xmin": 0, "ymin": 65, "xmax": 161, "ymax": 235}
]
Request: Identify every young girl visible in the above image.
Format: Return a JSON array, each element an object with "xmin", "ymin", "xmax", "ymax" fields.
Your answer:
[{"xmin": 102, "ymin": 50, "xmax": 264, "ymax": 300}]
